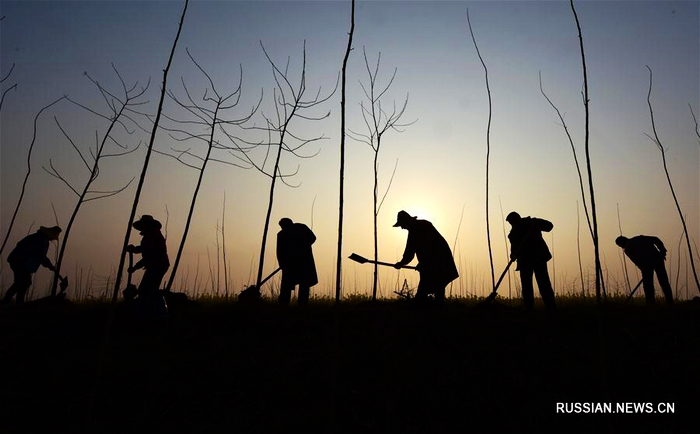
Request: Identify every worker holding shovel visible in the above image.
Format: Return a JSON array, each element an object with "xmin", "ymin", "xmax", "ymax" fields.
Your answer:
[
  {"xmin": 2, "ymin": 225, "xmax": 67, "ymax": 305},
  {"xmin": 127, "ymin": 215, "xmax": 169, "ymax": 319},
  {"xmin": 277, "ymin": 217, "xmax": 317, "ymax": 306},
  {"xmin": 615, "ymin": 235, "xmax": 673, "ymax": 305},
  {"xmin": 506, "ymin": 211, "xmax": 557, "ymax": 310},
  {"xmin": 393, "ymin": 210, "xmax": 458, "ymax": 305}
]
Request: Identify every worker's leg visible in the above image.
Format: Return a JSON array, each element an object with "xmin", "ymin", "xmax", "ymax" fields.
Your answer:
[
  {"xmin": 519, "ymin": 267, "xmax": 535, "ymax": 309},
  {"xmin": 2, "ymin": 268, "xmax": 32, "ymax": 305},
  {"xmin": 533, "ymin": 262, "xmax": 556, "ymax": 309},
  {"xmin": 641, "ymin": 267, "xmax": 656, "ymax": 305},
  {"xmin": 414, "ymin": 275, "xmax": 430, "ymax": 304},
  {"xmin": 297, "ymin": 285, "xmax": 310, "ymax": 306},
  {"xmin": 654, "ymin": 261, "xmax": 674, "ymax": 305},
  {"xmin": 278, "ymin": 273, "xmax": 294, "ymax": 306}
]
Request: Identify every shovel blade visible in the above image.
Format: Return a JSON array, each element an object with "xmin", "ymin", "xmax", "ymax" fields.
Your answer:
[{"xmin": 348, "ymin": 253, "xmax": 369, "ymax": 264}]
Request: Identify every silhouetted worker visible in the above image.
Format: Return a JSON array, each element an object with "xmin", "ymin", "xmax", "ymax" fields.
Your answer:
[
  {"xmin": 277, "ymin": 218, "xmax": 318, "ymax": 306},
  {"xmin": 393, "ymin": 210, "xmax": 458, "ymax": 305},
  {"xmin": 506, "ymin": 212, "xmax": 557, "ymax": 309},
  {"xmin": 2, "ymin": 226, "xmax": 62, "ymax": 305},
  {"xmin": 616, "ymin": 235, "xmax": 674, "ymax": 305},
  {"xmin": 126, "ymin": 215, "xmax": 170, "ymax": 317}
]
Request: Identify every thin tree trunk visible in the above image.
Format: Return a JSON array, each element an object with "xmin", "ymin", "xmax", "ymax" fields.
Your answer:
[
  {"xmin": 51, "ymin": 106, "xmax": 126, "ymax": 295},
  {"xmin": 645, "ymin": 65, "xmax": 700, "ymax": 294},
  {"xmin": 255, "ymin": 139, "xmax": 285, "ymax": 289},
  {"xmin": 372, "ymin": 147, "xmax": 379, "ymax": 300},
  {"xmin": 165, "ymin": 104, "xmax": 219, "ymax": 292},
  {"xmin": 576, "ymin": 201, "xmax": 585, "ymax": 296},
  {"xmin": 616, "ymin": 203, "xmax": 632, "ymax": 293},
  {"xmin": 570, "ymin": 0, "xmax": 603, "ymax": 303},
  {"xmin": 111, "ymin": 0, "xmax": 188, "ymax": 302},
  {"xmin": 0, "ymin": 96, "xmax": 65, "ymax": 257},
  {"xmin": 222, "ymin": 191, "xmax": 229, "ymax": 298},
  {"xmin": 467, "ymin": 9, "xmax": 495, "ymax": 289},
  {"xmin": 336, "ymin": 0, "xmax": 355, "ymax": 303}
]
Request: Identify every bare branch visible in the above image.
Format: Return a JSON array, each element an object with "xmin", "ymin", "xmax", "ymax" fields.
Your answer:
[
  {"xmin": 84, "ymin": 177, "xmax": 135, "ymax": 202},
  {"xmin": 377, "ymin": 158, "xmax": 398, "ymax": 214},
  {"xmin": 689, "ymin": 103, "xmax": 700, "ymax": 144}
]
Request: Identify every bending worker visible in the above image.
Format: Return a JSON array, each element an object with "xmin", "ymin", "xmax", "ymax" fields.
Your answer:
[{"xmin": 393, "ymin": 210, "xmax": 458, "ymax": 305}]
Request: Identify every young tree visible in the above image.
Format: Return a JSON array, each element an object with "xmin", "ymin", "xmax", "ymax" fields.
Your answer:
[
  {"xmin": 155, "ymin": 48, "xmax": 261, "ymax": 292},
  {"xmin": 349, "ymin": 47, "xmax": 414, "ymax": 301},
  {"xmin": 467, "ymin": 9, "xmax": 496, "ymax": 290},
  {"xmin": 336, "ymin": 0, "xmax": 355, "ymax": 304},
  {"xmin": 249, "ymin": 41, "xmax": 337, "ymax": 290},
  {"xmin": 0, "ymin": 96, "xmax": 66, "ymax": 257},
  {"xmin": 645, "ymin": 65, "xmax": 700, "ymax": 294},
  {"xmin": 570, "ymin": 0, "xmax": 604, "ymax": 302},
  {"xmin": 110, "ymin": 0, "xmax": 189, "ymax": 302},
  {"xmin": 46, "ymin": 66, "xmax": 146, "ymax": 296}
]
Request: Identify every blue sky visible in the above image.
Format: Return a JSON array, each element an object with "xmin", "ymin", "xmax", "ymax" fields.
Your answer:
[{"xmin": 1, "ymin": 0, "xmax": 698, "ymax": 299}]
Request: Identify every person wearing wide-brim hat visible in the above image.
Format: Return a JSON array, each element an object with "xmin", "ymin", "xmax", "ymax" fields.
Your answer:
[
  {"xmin": 126, "ymin": 215, "xmax": 170, "ymax": 318},
  {"xmin": 393, "ymin": 210, "xmax": 459, "ymax": 305},
  {"xmin": 3, "ymin": 226, "xmax": 62, "ymax": 305}
]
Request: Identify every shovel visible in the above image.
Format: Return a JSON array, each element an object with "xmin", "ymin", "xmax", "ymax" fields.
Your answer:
[
  {"xmin": 348, "ymin": 253, "xmax": 417, "ymax": 270},
  {"xmin": 624, "ymin": 279, "xmax": 644, "ymax": 304},
  {"xmin": 478, "ymin": 226, "xmax": 534, "ymax": 306},
  {"xmin": 238, "ymin": 268, "xmax": 282, "ymax": 302},
  {"xmin": 478, "ymin": 257, "xmax": 516, "ymax": 306}
]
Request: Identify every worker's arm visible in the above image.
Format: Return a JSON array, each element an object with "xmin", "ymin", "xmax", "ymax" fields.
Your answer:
[
  {"xmin": 650, "ymin": 236, "xmax": 667, "ymax": 259},
  {"xmin": 40, "ymin": 256, "xmax": 56, "ymax": 272},
  {"xmin": 534, "ymin": 218, "xmax": 554, "ymax": 233},
  {"xmin": 395, "ymin": 234, "xmax": 416, "ymax": 268}
]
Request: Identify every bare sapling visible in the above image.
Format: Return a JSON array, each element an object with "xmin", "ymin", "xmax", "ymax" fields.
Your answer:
[
  {"xmin": 644, "ymin": 65, "xmax": 700, "ymax": 294},
  {"xmin": 336, "ymin": 0, "xmax": 355, "ymax": 304},
  {"xmin": 111, "ymin": 0, "xmax": 189, "ymax": 302},
  {"xmin": 248, "ymin": 40, "xmax": 338, "ymax": 290},
  {"xmin": 570, "ymin": 0, "xmax": 604, "ymax": 302},
  {"xmin": 47, "ymin": 66, "xmax": 146, "ymax": 296},
  {"xmin": 539, "ymin": 72, "xmax": 609, "ymax": 297},
  {"xmin": 616, "ymin": 203, "xmax": 632, "ymax": 293},
  {"xmin": 0, "ymin": 95, "xmax": 66, "ymax": 257},
  {"xmin": 467, "ymin": 9, "xmax": 496, "ymax": 290},
  {"xmin": 349, "ymin": 47, "xmax": 414, "ymax": 300},
  {"xmin": 156, "ymin": 48, "xmax": 260, "ymax": 292}
]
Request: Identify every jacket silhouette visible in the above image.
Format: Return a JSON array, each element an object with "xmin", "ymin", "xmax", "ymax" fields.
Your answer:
[
  {"xmin": 393, "ymin": 210, "xmax": 458, "ymax": 304},
  {"xmin": 277, "ymin": 218, "xmax": 317, "ymax": 305},
  {"xmin": 3, "ymin": 226, "xmax": 61, "ymax": 305},
  {"xmin": 507, "ymin": 212, "xmax": 556, "ymax": 309},
  {"xmin": 616, "ymin": 235, "xmax": 673, "ymax": 305}
]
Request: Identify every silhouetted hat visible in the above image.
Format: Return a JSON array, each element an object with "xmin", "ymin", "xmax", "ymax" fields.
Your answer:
[
  {"xmin": 393, "ymin": 210, "xmax": 416, "ymax": 227},
  {"xmin": 506, "ymin": 211, "xmax": 521, "ymax": 224},
  {"xmin": 39, "ymin": 225, "xmax": 62, "ymax": 240},
  {"xmin": 279, "ymin": 217, "xmax": 293, "ymax": 229},
  {"xmin": 133, "ymin": 215, "xmax": 162, "ymax": 231},
  {"xmin": 615, "ymin": 236, "xmax": 629, "ymax": 248}
]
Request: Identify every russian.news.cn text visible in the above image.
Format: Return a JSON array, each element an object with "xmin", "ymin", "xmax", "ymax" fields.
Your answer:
[{"xmin": 556, "ymin": 402, "xmax": 675, "ymax": 414}]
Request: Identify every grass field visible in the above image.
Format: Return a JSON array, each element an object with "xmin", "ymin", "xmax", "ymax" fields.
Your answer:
[{"xmin": 1, "ymin": 296, "xmax": 699, "ymax": 433}]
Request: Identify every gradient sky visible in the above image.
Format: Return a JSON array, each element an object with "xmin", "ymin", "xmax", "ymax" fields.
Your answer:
[{"xmin": 1, "ymin": 0, "xmax": 698, "ymax": 300}]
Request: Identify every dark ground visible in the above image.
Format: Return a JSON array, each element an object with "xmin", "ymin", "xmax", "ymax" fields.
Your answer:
[{"xmin": 1, "ymin": 296, "xmax": 699, "ymax": 434}]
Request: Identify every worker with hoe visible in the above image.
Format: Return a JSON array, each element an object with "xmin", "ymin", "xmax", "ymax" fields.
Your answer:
[
  {"xmin": 506, "ymin": 211, "xmax": 557, "ymax": 310},
  {"xmin": 393, "ymin": 210, "xmax": 458, "ymax": 305},
  {"xmin": 276, "ymin": 217, "xmax": 318, "ymax": 306},
  {"xmin": 2, "ymin": 225, "xmax": 64, "ymax": 305},
  {"xmin": 126, "ymin": 215, "xmax": 170, "ymax": 318},
  {"xmin": 615, "ymin": 235, "xmax": 674, "ymax": 305}
]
